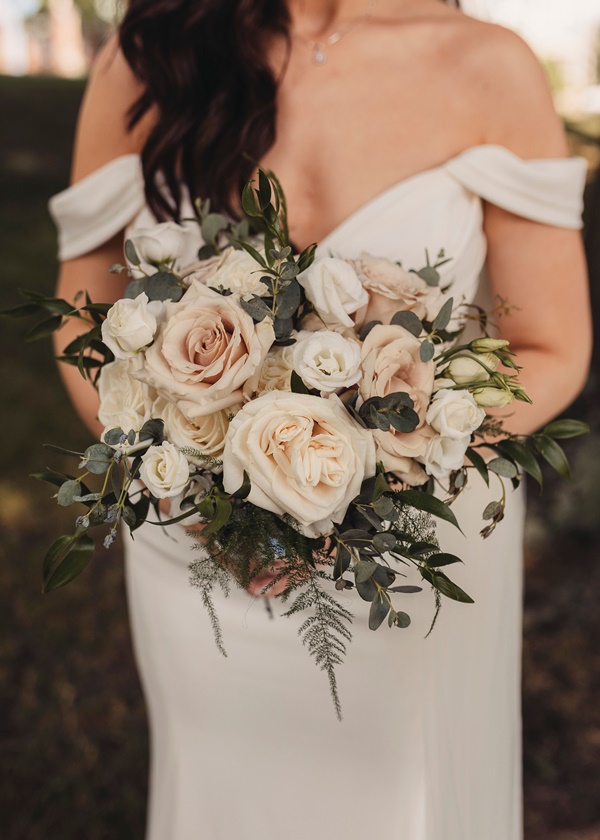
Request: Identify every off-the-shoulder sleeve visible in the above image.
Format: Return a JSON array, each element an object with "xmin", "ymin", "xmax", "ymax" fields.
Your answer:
[
  {"xmin": 48, "ymin": 154, "xmax": 146, "ymax": 261},
  {"xmin": 445, "ymin": 145, "xmax": 587, "ymax": 229}
]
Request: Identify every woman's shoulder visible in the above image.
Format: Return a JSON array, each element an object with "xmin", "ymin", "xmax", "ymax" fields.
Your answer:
[
  {"xmin": 435, "ymin": 11, "xmax": 568, "ymax": 157},
  {"xmin": 70, "ymin": 34, "xmax": 157, "ymax": 183}
]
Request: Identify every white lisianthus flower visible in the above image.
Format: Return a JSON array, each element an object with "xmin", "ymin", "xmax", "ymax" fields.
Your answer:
[
  {"xmin": 222, "ymin": 391, "xmax": 376, "ymax": 537},
  {"xmin": 152, "ymin": 396, "xmax": 232, "ymax": 467},
  {"xmin": 470, "ymin": 338, "xmax": 510, "ymax": 354},
  {"xmin": 98, "ymin": 357, "xmax": 155, "ymax": 436},
  {"xmin": 292, "ymin": 330, "xmax": 361, "ymax": 393},
  {"xmin": 426, "ymin": 389, "xmax": 486, "ymax": 440},
  {"xmin": 298, "ymin": 257, "xmax": 368, "ymax": 328},
  {"xmin": 101, "ymin": 292, "xmax": 162, "ymax": 360},
  {"xmin": 205, "ymin": 246, "xmax": 269, "ymax": 297},
  {"xmin": 139, "ymin": 441, "xmax": 191, "ymax": 499},
  {"xmin": 472, "ymin": 387, "xmax": 515, "ymax": 408},
  {"xmin": 422, "ymin": 434, "xmax": 470, "ymax": 480},
  {"xmin": 433, "ymin": 377, "xmax": 456, "ymax": 393},
  {"xmin": 128, "ymin": 221, "xmax": 188, "ymax": 266},
  {"xmin": 447, "ymin": 353, "xmax": 497, "ymax": 386},
  {"xmin": 242, "ymin": 345, "xmax": 295, "ymax": 399}
]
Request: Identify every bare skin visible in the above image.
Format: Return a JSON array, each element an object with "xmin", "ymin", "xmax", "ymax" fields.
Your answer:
[{"xmin": 53, "ymin": 0, "xmax": 592, "ymax": 596}]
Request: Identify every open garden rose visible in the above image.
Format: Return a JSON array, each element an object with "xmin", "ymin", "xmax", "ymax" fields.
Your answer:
[
  {"xmin": 135, "ymin": 282, "xmax": 274, "ymax": 418},
  {"xmin": 352, "ymin": 252, "xmax": 445, "ymax": 327},
  {"xmin": 101, "ymin": 292, "xmax": 162, "ymax": 360},
  {"xmin": 292, "ymin": 330, "xmax": 361, "ymax": 393},
  {"xmin": 298, "ymin": 257, "xmax": 368, "ymax": 328},
  {"xmin": 139, "ymin": 441, "xmax": 191, "ymax": 499},
  {"xmin": 242, "ymin": 345, "xmax": 295, "ymax": 400},
  {"xmin": 373, "ymin": 423, "xmax": 432, "ymax": 486},
  {"xmin": 97, "ymin": 357, "xmax": 154, "ymax": 436},
  {"xmin": 152, "ymin": 396, "xmax": 233, "ymax": 467},
  {"xmin": 204, "ymin": 246, "xmax": 269, "ymax": 297},
  {"xmin": 359, "ymin": 323, "xmax": 435, "ymax": 421},
  {"xmin": 222, "ymin": 391, "xmax": 376, "ymax": 537}
]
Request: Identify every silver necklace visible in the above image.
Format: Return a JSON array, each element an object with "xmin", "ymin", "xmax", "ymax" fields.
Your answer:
[{"xmin": 292, "ymin": 0, "xmax": 379, "ymax": 65}]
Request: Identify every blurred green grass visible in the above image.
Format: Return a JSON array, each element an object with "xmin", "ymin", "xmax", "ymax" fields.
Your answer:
[{"xmin": 0, "ymin": 74, "xmax": 598, "ymax": 840}]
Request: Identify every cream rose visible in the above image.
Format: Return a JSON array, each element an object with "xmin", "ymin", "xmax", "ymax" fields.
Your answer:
[
  {"xmin": 98, "ymin": 357, "xmax": 155, "ymax": 436},
  {"xmin": 426, "ymin": 388, "xmax": 485, "ymax": 440},
  {"xmin": 139, "ymin": 441, "xmax": 191, "ymax": 499},
  {"xmin": 422, "ymin": 434, "xmax": 470, "ymax": 480},
  {"xmin": 222, "ymin": 392, "xmax": 376, "ymax": 537},
  {"xmin": 101, "ymin": 292, "xmax": 162, "ymax": 360},
  {"xmin": 298, "ymin": 257, "xmax": 368, "ymax": 328},
  {"xmin": 373, "ymin": 423, "xmax": 433, "ymax": 486},
  {"xmin": 292, "ymin": 330, "xmax": 361, "ymax": 393},
  {"xmin": 135, "ymin": 282, "xmax": 274, "ymax": 418},
  {"xmin": 152, "ymin": 396, "xmax": 232, "ymax": 467},
  {"xmin": 128, "ymin": 221, "xmax": 188, "ymax": 266},
  {"xmin": 352, "ymin": 252, "xmax": 445, "ymax": 327},
  {"xmin": 242, "ymin": 345, "xmax": 295, "ymax": 400},
  {"xmin": 359, "ymin": 324, "xmax": 435, "ymax": 421}
]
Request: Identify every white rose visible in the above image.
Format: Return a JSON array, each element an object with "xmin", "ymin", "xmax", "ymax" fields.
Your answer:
[
  {"xmin": 98, "ymin": 357, "xmax": 155, "ymax": 435},
  {"xmin": 298, "ymin": 257, "xmax": 368, "ymax": 328},
  {"xmin": 422, "ymin": 434, "xmax": 470, "ymax": 480},
  {"xmin": 135, "ymin": 282, "xmax": 274, "ymax": 418},
  {"xmin": 447, "ymin": 353, "xmax": 497, "ymax": 386},
  {"xmin": 352, "ymin": 252, "xmax": 446, "ymax": 327},
  {"xmin": 426, "ymin": 388, "xmax": 486, "ymax": 440},
  {"xmin": 128, "ymin": 221, "xmax": 188, "ymax": 266},
  {"xmin": 242, "ymin": 345, "xmax": 295, "ymax": 399},
  {"xmin": 152, "ymin": 396, "xmax": 231, "ymax": 467},
  {"xmin": 472, "ymin": 387, "xmax": 515, "ymax": 408},
  {"xmin": 222, "ymin": 392, "xmax": 376, "ymax": 537},
  {"xmin": 292, "ymin": 330, "xmax": 361, "ymax": 393},
  {"xmin": 204, "ymin": 246, "xmax": 269, "ymax": 297},
  {"xmin": 101, "ymin": 292, "xmax": 162, "ymax": 360},
  {"xmin": 139, "ymin": 441, "xmax": 191, "ymax": 499}
]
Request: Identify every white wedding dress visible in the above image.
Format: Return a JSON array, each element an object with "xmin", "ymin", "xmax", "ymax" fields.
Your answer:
[{"xmin": 50, "ymin": 145, "xmax": 586, "ymax": 840}]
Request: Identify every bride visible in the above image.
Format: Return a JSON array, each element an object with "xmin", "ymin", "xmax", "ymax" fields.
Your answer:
[{"xmin": 49, "ymin": 1, "xmax": 591, "ymax": 838}]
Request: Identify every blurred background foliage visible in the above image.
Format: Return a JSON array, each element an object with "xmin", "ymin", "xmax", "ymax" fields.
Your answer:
[{"xmin": 1, "ymin": 4, "xmax": 600, "ymax": 839}]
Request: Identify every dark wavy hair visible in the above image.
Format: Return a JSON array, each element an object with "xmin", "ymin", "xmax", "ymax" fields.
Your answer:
[{"xmin": 119, "ymin": 0, "xmax": 459, "ymax": 221}]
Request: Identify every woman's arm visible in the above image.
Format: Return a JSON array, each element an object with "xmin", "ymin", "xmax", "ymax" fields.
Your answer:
[
  {"xmin": 468, "ymin": 25, "xmax": 592, "ymax": 434},
  {"xmin": 53, "ymin": 36, "xmax": 156, "ymax": 438}
]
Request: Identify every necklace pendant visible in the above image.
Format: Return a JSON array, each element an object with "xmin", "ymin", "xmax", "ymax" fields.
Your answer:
[{"xmin": 312, "ymin": 43, "xmax": 326, "ymax": 64}]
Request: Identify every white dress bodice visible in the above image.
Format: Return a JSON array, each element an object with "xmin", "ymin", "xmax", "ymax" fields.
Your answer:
[{"xmin": 49, "ymin": 145, "xmax": 587, "ymax": 840}]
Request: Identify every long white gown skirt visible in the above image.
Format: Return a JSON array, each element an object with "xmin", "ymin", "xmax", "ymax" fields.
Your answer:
[
  {"xmin": 124, "ymin": 479, "xmax": 525, "ymax": 840},
  {"xmin": 48, "ymin": 143, "xmax": 586, "ymax": 840}
]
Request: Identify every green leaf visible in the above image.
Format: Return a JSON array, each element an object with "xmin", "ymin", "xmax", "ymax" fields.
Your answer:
[
  {"xmin": 496, "ymin": 440, "xmax": 542, "ymax": 487},
  {"xmin": 290, "ymin": 370, "xmax": 311, "ymax": 395},
  {"xmin": 394, "ymin": 489, "xmax": 462, "ymax": 532},
  {"xmin": 82, "ymin": 443, "xmax": 114, "ymax": 474},
  {"xmin": 125, "ymin": 240, "xmax": 140, "ymax": 266},
  {"xmin": 139, "ymin": 418, "xmax": 166, "ymax": 444},
  {"xmin": 241, "ymin": 183, "xmax": 262, "ymax": 218},
  {"xmin": 229, "ymin": 470, "xmax": 251, "ymax": 500},
  {"xmin": 415, "ymin": 266, "xmax": 440, "ymax": 286},
  {"xmin": 240, "ymin": 295, "xmax": 271, "ymax": 323},
  {"xmin": 43, "ymin": 443, "xmax": 84, "ymax": 458},
  {"xmin": 392, "ymin": 611, "xmax": 411, "ymax": 629},
  {"xmin": 123, "ymin": 277, "xmax": 146, "ymax": 299},
  {"xmin": 355, "ymin": 577, "xmax": 377, "ymax": 602},
  {"xmin": 355, "ymin": 561, "xmax": 378, "ymax": 584},
  {"xmin": 201, "ymin": 213, "xmax": 229, "ymax": 245},
  {"xmin": 275, "ymin": 278, "xmax": 301, "ymax": 319},
  {"xmin": 31, "ymin": 470, "xmax": 74, "ymax": 488},
  {"xmin": 1, "ymin": 302, "xmax": 42, "ymax": 318},
  {"xmin": 533, "ymin": 435, "xmax": 571, "ymax": 480},
  {"xmin": 420, "ymin": 339, "xmax": 435, "ymax": 362},
  {"xmin": 297, "ymin": 243, "xmax": 317, "ymax": 273},
  {"xmin": 25, "ymin": 315, "xmax": 63, "ymax": 342},
  {"xmin": 425, "ymin": 553, "xmax": 463, "ymax": 567},
  {"xmin": 419, "ymin": 567, "xmax": 474, "ymax": 603},
  {"xmin": 56, "ymin": 479, "xmax": 82, "ymax": 507},
  {"xmin": 369, "ymin": 592, "xmax": 390, "ymax": 630},
  {"xmin": 373, "ymin": 533, "xmax": 397, "ymax": 552},
  {"xmin": 466, "ymin": 447, "xmax": 489, "ymax": 486},
  {"xmin": 122, "ymin": 506, "xmax": 137, "ymax": 528},
  {"xmin": 333, "ymin": 544, "xmax": 351, "ymax": 579},
  {"xmin": 483, "ymin": 501, "xmax": 503, "ymax": 521},
  {"xmin": 145, "ymin": 271, "xmax": 183, "ymax": 302},
  {"xmin": 42, "ymin": 533, "xmax": 94, "ymax": 592},
  {"xmin": 432, "ymin": 297, "xmax": 454, "ymax": 332},
  {"xmin": 202, "ymin": 496, "xmax": 233, "ymax": 535},
  {"xmin": 258, "ymin": 169, "xmax": 273, "ymax": 210},
  {"xmin": 236, "ymin": 239, "xmax": 267, "ymax": 268},
  {"xmin": 542, "ymin": 419, "xmax": 590, "ymax": 439},
  {"xmin": 487, "ymin": 457, "xmax": 518, "ymax": 479},
  {"xmin": 390, "ymin": 310, "xmax": 422, "ymax": 336}
]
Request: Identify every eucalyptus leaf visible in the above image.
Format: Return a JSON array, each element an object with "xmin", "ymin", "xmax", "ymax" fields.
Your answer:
[
  {"xmin": 355, "ymin": 561, "xmax": 378, "ymax": 584},
  {"xmin": 240, "ymin": 296, "xmax": 271, "ymax": 323},
  {"xmin": 145, "ymin": 271, "xmax": 183, "ymax": 302},
  {"xmin": 432, "ymin": 297, "xmax": 454, "ymax": 331},
  {"xmin": 124, "ymin": 278, "xmax": 146, "ymax": 299},
  {"xmin": 369, "ymin": 592, "xmax": 390, "ymax": 630},
  {"xmin": 482, "ymin": 501, "xmax": 503, "ymax": 521},
  {"xmin": 82, "ymin": 443, "xmax": 114, "ymax": 475},
  {"xmin": 487, "ymin": 457, "xmax": 518, "ymax": 479},
  {"xmin": 201, "ymin": 213, "xmax": 229, "ymax": 244},
  {"xmin": 56, "ymin": 479, "xmax": 82, "ymax": 507},
  {"xmin": 420, "ymin": 339, "xmax": 435, "ymax": 362},
  {"xmin": 355, "ymin": 577, "xmax": 378, "ymax": 602},
  {"xmin": 373, "ymin": 533, "xmax": 397, "ymax": 553},
  {"xmin": 103, "ymin": 427, "xmax": 125, "ymax": 446},
  {"xmin": 390, "ymin": 310, "xmax": 422, "ymax": 336},
  {"xmin": 393, "ymin": 611, "xmax": 412, "ymax": 628},
  {"xmin": 359, "ymin": 320, "xmax": 382, "ymax": 341},
  {"xmin": 415, "ymin": 266, "xmax": 440, "ymax": 287},
  {"xmin": 275, "ymin": 278, "xmax": 301, "ymax": 318},
  {"xmin": 125, "ymin": 240, "xmax": 140, "ymax": 266}
]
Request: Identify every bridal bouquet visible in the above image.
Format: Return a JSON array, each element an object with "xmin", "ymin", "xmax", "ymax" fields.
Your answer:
[{"xmin": 7, "ymin": 169, "xmax": 588, "ymax": 717}]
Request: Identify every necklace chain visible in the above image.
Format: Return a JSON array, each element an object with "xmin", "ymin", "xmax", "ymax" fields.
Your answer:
[{"xmin": 292, "ymin": 0, "xmax": 379, "ymax": 65}]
